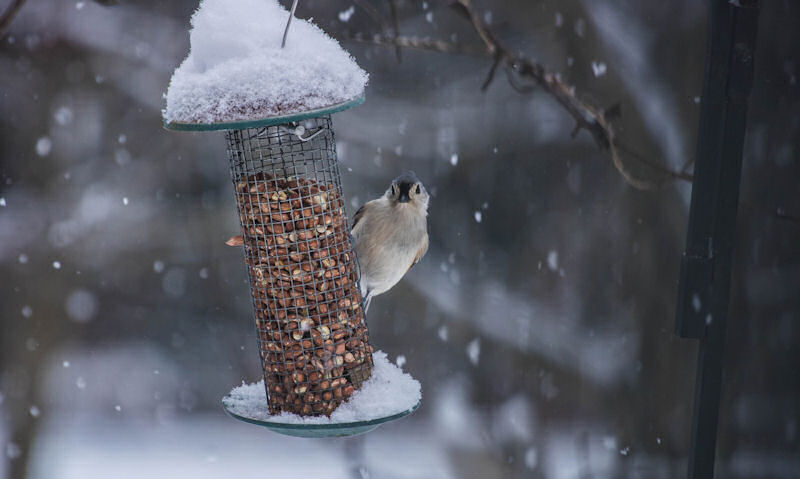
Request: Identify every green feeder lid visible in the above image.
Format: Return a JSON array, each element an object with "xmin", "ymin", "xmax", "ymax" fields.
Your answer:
[
  {"xmin": 222, "ymin": 398, "xmax": 420, "ymax": 438},
  {"xmin": 163, "ymin": 94, "xmax": 364, "ymax": 132}
]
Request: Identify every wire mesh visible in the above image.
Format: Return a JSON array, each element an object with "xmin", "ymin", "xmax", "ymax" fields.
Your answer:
[{"xmin": 226, "ymin": 116, "xmax": 373, "ymax": 416}]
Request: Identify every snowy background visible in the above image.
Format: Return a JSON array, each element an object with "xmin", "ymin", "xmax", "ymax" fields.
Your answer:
[{"xmin": 1, "ymin": 1, "xmax": 799, "ymax": 478}]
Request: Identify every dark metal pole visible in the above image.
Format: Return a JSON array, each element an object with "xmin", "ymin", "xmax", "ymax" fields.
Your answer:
[{"xmin": 675, "ymin": 1, "xmax": 759, "ymax": 478}]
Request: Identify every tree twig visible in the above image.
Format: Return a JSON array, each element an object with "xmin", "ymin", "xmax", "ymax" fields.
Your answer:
[
  {"xmin": 345, "ymin": 32, "xmax": 486, "ymax": 56},
  {"xmin": 349, "ymin": 0, "xmax": 693, "ymax": 189},
  {"xmin": 448, "ymin": 0, "xmax": 693, "ymax": 189},
  {"xmin": 482, "ymin": 53, "xmax": 502, "ymax": 91},
  {"xmin": 0, "ymin": 0, "xmax": 26, "ymax": 34}
]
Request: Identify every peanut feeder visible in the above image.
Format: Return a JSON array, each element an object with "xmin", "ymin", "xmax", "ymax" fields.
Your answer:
[
  {"xmin": 163, "ymin": 0, "xmax": 375, "ymax": 417},
  {"xmin": 166, "ymin": 100, "xmax": 373, "ymax": 417}
]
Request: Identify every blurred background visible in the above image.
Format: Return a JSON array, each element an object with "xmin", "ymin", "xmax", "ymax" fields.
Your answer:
[{"xmin": 1, "ymin": 0, "xmax": 798, "ymax": 478}]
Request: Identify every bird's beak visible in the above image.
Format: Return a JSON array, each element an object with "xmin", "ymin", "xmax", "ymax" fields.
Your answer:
[{"xmin": 397, "ymin": 182, "xmax": 412, "ymax": 203}]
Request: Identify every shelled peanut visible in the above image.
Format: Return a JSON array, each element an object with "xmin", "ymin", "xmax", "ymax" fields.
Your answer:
[{"xmin": 234, "ymin": 172, "xmax": 374, "ymax": 416}]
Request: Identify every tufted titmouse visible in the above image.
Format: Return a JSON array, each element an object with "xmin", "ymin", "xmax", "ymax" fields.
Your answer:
[{"xmin": 351, "ymin": 171, "xmax": 430, "ymax": 312}]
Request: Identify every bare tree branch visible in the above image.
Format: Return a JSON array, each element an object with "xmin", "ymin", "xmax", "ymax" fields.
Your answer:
[
  {"xmin": 0, "ymin": 0, "xmax": 26, "ymax": 34},
  {"xmin": 482, "ymin": 53, "xmax": 502, "ymax": 91},
  {"xmin": 345, "ymin": 33, "xmax": 486, "ymax": 56},
  {"xmin": 349, "ymin": 0, "xmax": 694, "ymax": 189},
  {"xmin": 451, "ymin": 0, "xmax": 694, "ymax": 189}
]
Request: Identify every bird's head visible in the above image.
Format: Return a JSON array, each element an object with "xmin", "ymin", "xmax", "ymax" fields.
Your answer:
[{"xmin": 386, "ymin": 171, "xmax": 429, "ymax": 210}]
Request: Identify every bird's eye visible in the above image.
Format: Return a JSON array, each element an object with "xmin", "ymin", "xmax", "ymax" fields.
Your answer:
[
  {"xmin": 415, "ymin": 185, "xmax": 421, "ymax": 194},
  {"xmin": 391, "ymin": 185, "xmax": 397, "ymax": 196}
]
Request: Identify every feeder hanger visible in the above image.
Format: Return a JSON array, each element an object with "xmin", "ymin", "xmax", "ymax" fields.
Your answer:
[{"xmin": 281, "ymin": 0, "xmax": 299, "ymax": 48}]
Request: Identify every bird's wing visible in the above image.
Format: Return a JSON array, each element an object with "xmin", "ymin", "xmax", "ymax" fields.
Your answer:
[
  {"xmin": 352, "ymin": 204, "xmax": 366, "ymax": 231},
  {"xmin": 407, "ymin": 234, "xmax": 429, "ymax": 273}
]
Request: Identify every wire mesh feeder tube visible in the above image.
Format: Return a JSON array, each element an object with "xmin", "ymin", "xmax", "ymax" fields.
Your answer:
[{"xmin": 226, "ymin": 116, "xmax": 374, "ymax": 417}]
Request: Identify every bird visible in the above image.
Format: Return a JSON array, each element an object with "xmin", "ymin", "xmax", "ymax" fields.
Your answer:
[{"xmin": 351, "ymin": 171, "xmax": 430, "ymax": 312}]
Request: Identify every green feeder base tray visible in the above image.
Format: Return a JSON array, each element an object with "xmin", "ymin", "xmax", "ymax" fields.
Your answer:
[{"xmin": 222, "ymin": 399, "xmax": 420, "ymax": 438}]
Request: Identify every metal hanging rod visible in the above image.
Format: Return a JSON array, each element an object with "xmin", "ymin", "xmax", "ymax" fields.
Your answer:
[{"xmin": 281, "ymin": 0, "xmax": 299, "ymax": 48}]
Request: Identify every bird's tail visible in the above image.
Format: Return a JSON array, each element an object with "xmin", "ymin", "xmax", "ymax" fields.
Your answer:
[{"xmin": 363, "ymin": 291, "xmax": 373, "ymax": 314}]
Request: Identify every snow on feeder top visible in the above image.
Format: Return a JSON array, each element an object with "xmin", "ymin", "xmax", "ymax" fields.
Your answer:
[
  {"xmin": 161, "ymin": 0, "xmax": 420, "ymax": 434},
  {"xmin": 163, "ymin": 0, "xmax": 367, "ymax": 129}
]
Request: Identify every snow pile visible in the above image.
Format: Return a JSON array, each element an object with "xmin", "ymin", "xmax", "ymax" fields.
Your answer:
[
  {"xmin": 163, "ymin": 0, "xmax": 368, "ymax": 124},
  {"xmin": 223, "ymin": 351, "xmax": 421, "ymax": 424}
]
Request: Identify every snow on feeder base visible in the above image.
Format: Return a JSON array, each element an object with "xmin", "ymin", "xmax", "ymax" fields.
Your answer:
[
  {"xmin": 162, "ymin": 0, "xmax": 420, "ymax": 433},
  {"xmin": 222, "ymin": 351, "xmax": 421, "ymax": 438}
]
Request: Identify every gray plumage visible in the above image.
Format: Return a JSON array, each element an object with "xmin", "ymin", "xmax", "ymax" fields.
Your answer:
[{"xmin": 351, "ymin": 172, "xmax": 430, "ymax": 312}]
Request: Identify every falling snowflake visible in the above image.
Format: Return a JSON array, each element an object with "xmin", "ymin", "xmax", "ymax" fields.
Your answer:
[
  {"xmin": 466, "ymin": 339, "xmax": 481, "ymax": 366},
  {"xmin": 547, "ymin": 251, "xmax": 558, "ymax": 271},
  {"xmin": 66, "ymin": 289, "xmax": 98, "ymax": 323},
  {"xmin": 474, "ymin": 211, "xmax": 482, "ymax": 223},
  {"xmin": 114, "ymin": 148, "xmax": 131, "ymax": 166},
  {"xmin": 524, "ymin": 447, "xmax": 538, "ymax": 469},
  {"xmin": 338, "ymin": 5, "xmax": 355, "ymax": 22},
  {"xmin": 122, "ymin": 197, "xmax": 129, "ymax": 205},
  {"xmin": 692, "ymin": 294, "xmax": 702, "ymax": 312},
  {"xmin": 6, "ymin": 442, "xmax": 21, "ymax": 459},
  {"xmin": 396, "ymin": 354, "xmax": 406, "ymax": 368},
  {"xmin": 76, "ymin": 376, "xmax": 87, "ymax": 389},
  {"xmin": 591, "ymin": 61, "xmax": 607, "ymax": 77},
  {"xmin": 438, "ymin": 325, "xmax": 448, "ymax": 342},
  {"xmin": 36, "ymin": 137, "xmax": 52, "ymax": 156},
  {"xmin": 602, "ymin": 436, "xmax": 617, "ymax": 450},
  {"xmin": 450, "ymin": 153, "xmax": 458, "ymax": 166},
  {"xmin": 52, "ymin": 260, "xmax": 62, "ymax": 269},
  {"xmin": 54, "ymin": 106, "xmax": 74, "ymax": 125},
  {"xmin": 574, "ymin": 18, "xmax": 586, "ymax": 37},
  {"xmin": 153, "ymin": 260, "xmax": 165, "ymax": 273},
  {"xmin": 29, "ymin": 405, "xmax": 40, "ymax": 418},
  {"xmin": 22, "ymin": 306, "xmax": 33, "ymax": 318}
]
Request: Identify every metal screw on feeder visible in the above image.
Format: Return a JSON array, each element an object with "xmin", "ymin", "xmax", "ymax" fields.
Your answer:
[{"xmin": 161, "ymin": 0, "xmax": 422, "ymax": 435}]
